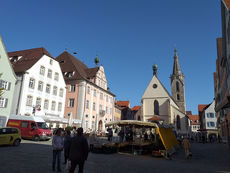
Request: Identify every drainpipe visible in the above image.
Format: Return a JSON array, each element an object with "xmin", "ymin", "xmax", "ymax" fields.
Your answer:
[{"xmin": 16, "ymin": 74, "xmax": 24, "ymax": 115}]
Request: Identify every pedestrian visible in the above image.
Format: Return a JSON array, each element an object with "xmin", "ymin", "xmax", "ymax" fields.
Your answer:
[
  {"xmin": 63, "ymin": 129, "xmax": 71, "ymax": 164},
  {"xmin": 118, "ymin": 129, "xmax": 124, "ymax": 142},
  {"xmin": 108, "ymin": 128, "xmax": 113, "ymax": 142},
  {"xmin": 68, "ymin": 127, "xmax": 89, "ymax": 173},
  {"xmin": 52, "ymin": 128, "xmax": 64, "ymax": 172},
  {"xmin": 71, "ymin": 127, "xmax": 77, "ymax": 138},
  {"xmin": 182, "ymin": 136, "xmax": 191, "ymax": 160}
]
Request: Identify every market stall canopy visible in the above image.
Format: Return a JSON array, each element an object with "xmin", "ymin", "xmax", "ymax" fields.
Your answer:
[{"xmin": 105, "ymin": 120, "xmax": 158, "ymax": 128}]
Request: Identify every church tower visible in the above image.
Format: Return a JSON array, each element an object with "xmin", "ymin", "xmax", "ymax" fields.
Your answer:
[{"xmin": 170, "ymin": 48, "xmax": 186, "ymax": 113}]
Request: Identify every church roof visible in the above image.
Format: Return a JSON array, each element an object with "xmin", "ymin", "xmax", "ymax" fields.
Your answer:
[
  {"xmin": 131, "ymin": 106, "xmax": 141, "ymax": 111},
  {"xmin": 116, "ymin": 101, "xmax": 130, "ymax": 108},
  {"xmin": 172, "ymin": 48, "xmax": 183, "ymax": 76}
]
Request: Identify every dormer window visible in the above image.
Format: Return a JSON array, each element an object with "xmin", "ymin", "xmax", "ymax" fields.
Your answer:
[
  {"xmin": 60, "ymin": 60, "xmax": 65, "ymax": 63},
  {"xmin": 67, "ymin": 72, "xmax": 73, "ymax": 78}
]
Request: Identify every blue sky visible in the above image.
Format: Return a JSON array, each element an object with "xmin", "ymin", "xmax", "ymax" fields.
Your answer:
[{"xmin": 1, "ymin": 0, "xmax": 221, "ymax": 114}]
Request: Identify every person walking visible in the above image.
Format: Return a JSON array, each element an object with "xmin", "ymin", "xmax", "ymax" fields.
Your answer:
[
  {"xmin": 52, "ymin": 128, "xmax": 64, "ymax": 172},
  {"xmin": 63, "ymin": 129, "xmax": 71, "ymax": 164},
  {"xmin": 182, "ymin": 136, "xmax": 191, "ymax": 160},
  {"xmin": 68, "ymin": 127, "xmax": 89, "ymax": 173}
]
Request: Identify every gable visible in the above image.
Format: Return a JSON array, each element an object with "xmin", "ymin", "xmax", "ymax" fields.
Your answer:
[
  {"xmin": 0, "ymin": 36, "xmax": 17, "ymax": 80},
  {"xmin": 142, "ymin": 75, "xmax": 171, "ymax": 99}
]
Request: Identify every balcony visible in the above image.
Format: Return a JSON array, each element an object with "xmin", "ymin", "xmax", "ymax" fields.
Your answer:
[{"xmin": 99, "ymin": 110, "xmax": 105, "ymax": 117}]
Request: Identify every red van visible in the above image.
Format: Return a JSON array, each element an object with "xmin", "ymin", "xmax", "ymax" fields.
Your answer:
[{"xmin": 7, "ymin": 115, "xmax": 52, "ymax": 141}]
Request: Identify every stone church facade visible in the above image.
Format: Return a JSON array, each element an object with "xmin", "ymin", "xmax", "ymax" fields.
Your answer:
[{"xmin": 141, "ymin": 48, "xmax": 188, "ymax": 134}]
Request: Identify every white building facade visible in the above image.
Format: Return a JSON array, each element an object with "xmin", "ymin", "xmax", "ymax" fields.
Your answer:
[{"xmin": 9, "ymin": 48, "xmax": 67, "ymax": 128}]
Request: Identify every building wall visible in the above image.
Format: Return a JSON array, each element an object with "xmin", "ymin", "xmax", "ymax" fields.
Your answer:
[
  {"xmin": 0, "ymin": 37, "xmax": 17, "ymax": 127},
  {"xmin": 114, "ymin": 106, "xmax": 121, "ymax": 121},
  {"xmin": 12, "ymin": 55, "xmax": 66, "ymax": 127},
  {"xmin": 204, "ymin": 101, "xmax": 218, "ymax": 130}
]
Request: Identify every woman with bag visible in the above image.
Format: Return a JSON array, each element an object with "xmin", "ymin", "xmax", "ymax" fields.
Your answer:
[{"xmin": 52, "ymin": 128, "xmax": 64, "ymax": 172}]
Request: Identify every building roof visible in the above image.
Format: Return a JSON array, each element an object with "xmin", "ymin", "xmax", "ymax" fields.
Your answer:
[
  {"xmin": 116, "ymin": 101, "xmax": 130, "ymax": 108},
  {"xmin": 188, "ymin": 115, "xmax": 200, "ymax": 125},
  {"xmin": 8, "ymin": 47, "xmax": 53, "ymax": 74},
  {"xmin": 131, "ymin": 106, "xmax": 141, "ymax": 111},
  {"xmin": 186, "ymin": 111, "xmax": 192, "ymax": 115},
  {"xmin": 223, "ymin": 0, "xmax": 230, "ymax": 10},
  {"xmin": 56, "ymin": 51, "xmax": 99, "ymax": 81},
  {"xmin": 147, "ymin": 115, "xmax": 164, "ymax": 121},
  {"xmin": 198, "ymin": 104, "xmax": 209, "ymax": 113}
]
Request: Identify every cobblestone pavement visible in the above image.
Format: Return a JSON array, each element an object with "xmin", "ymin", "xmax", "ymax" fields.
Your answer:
[{"xmin": 0, "ymin": 140, "xmax": 230, "ymax": 173}]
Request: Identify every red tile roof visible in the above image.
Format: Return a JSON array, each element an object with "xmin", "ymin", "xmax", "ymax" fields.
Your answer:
[
  {"xmin": 186, "ymin": 111, "xmax": 192, "ymax": 115},
  {"xmin": 116, "ymin": 101, "xmax": 130, "ymax": 107},
  {"xmin": 188, "ymin": 115, "xmax": 200, "ymax": 125},
  {"xmin": 198, "ymin": 104, "xmax": 208, "ymax": 112},
  {"xmin": 131, "ymin": 106, "xmax": 141, "ymax": 111},
  {"xmin": 8, "ymin": 47, "xmax": 53, "ymax": 74},
  {"xmin": 223, "ymin": 0, "xmax": 230, "ymax": 10}
]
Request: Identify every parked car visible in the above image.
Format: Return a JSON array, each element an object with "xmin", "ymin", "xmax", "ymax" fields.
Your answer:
[
  {"xmin": 7, "ymin": 115, "xmax": 52, "ymax": 141},
  {"xmin": 0, "ymin": 127, "xmax": 21, "ymax": 146}
]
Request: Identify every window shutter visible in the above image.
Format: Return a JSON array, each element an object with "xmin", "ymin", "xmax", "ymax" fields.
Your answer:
[
  {"xmin": 0, "ymin": 80, "xmax": 2, "ymax": 88},
  {"xmin": 4, "ymin": 98, "xmax": 8, "ymax": 108},
  {"xmin": 7, "ymin": 82, "xmax": 11, "ymax": 90}
]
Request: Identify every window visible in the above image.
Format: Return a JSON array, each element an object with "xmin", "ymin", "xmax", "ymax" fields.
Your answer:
[
  {"xmin": 100, "ymin": 93, "xmax": 103, "ymax": 100},
  {"xmin": 44, "ymin": 100, "xmax": 49, "ymax": 110},
  {"xmin": 69, "ymin": 85, "xmax": 75, "ymax": 92},
  {"xmin": 54, "ymin": 72, "xmax": 59, "ymax": 81},
  {"xmin": 106, "ymin": 95, "xmax": 108, "ymax": 102},
  {"xmin": 110, "ymin": 108, "xmax": 112, "ymax": 115},
  {"xmin": 207, "ymin": 113, "xmax": 210, "ymax": 118},
  {"xmin": 67, "ymin": 72, "xmax": 73, "ymax": 78},
  {"xmin": 106, "ymin": 106, "xmax": 108, "ymax": 114},
  {"xmin": 94, "ymin": 89, "xmax": 96, "ymax": 97},
  {"xmin": 58, "ymin": 102, "xmax": 62, "ymax": 112},
  {"xmin": 99, "ymin": 104, "xmax": 102, "ymax": 111},
  {"xmin": 86, "ymin": 100, "xmax": 89, "ymax": 109},
  {"xmin": 0, "ymin": 98, "xmax": 8, "ymax": 108},
  {"xmin": 59, "ymin": 88, "xmax": 64, "ymax": 97},
  {"xmin": 93, "ymin": 102, "xmax": 96, "ymax": 110},
  {"xmin": 176, "ymin": 81, "xmax": 180, "ymax": 92},
  {"xmin": 36, "ymin": 97, "xmax": 41, "ymax": 107},
  {"xmin": 87, "ymin": 86, "xmax": 90, "ymax": 94},
  {"xmin": 47, "ymin": 69, "xmax": 52, "ymax": 78},
  {"xmin": 177, "ymin": 94, "xmax": 180, "ymax": 101},
  {"xmin": 38, "ymin": 81, "xmax": 43, "ymax": 91},
  {"xmin": 40, "ymin": 66, "xmax": 45, "ymax": 75},
  {"xmin": 210, "ymin": 113, "xmax": 215, "ymax": 118},
  {"xmin": 46, "ymin": 84, "xmax": 51, "ymax": 93},
  {"xmin": 53, "ymin": 86, "xmax": 57, "ymax": 95},
  {"xmin": 154, "ymin": 100, "xmax": 159, "ymax": 115},
  {"xmin": 68, "ymin": 99, "xmax": 74, "ymax": 107},
  {"xmin": 26, "ymin": 95, "xmax": 33, "ymax": 106},
  {"xmin": 51, "ymin": 101, "xmax": 56, "ymax": 111},
  {"xmin": 29, "ymin": 78, "xmax": 35, "ymax": 89},
  {"xmin": 50, "ymin": 59, "xmax": 53, "ymax": 65},
  {"xmin": 176, "ymin": 115, "xmax": 181, "ymax": 130},
  {"xmin": 91, "ymin": 121, "xmax": 95, "ymax": 130},
  {"xmin": 210, "ymin": 122, "xmax": 215, "ymax": 127},
  {"xmin": 207, "ymin": 122, "xmax": 210, "ymax": 127},
  {"xmin": 0, "ymin": 80, "xmax": 10, "ymax": 90},
  {"xmin": 21, "ymin": 121, "xmax": 29, "ymax": 128}
]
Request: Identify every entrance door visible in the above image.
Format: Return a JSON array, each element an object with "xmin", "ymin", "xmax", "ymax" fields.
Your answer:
[{"xmin": 98, "ymin": 120, "xmax": 103, "ymax": 132}]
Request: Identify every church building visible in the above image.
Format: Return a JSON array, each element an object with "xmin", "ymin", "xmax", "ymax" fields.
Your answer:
[{"xmin": 141, "ymin": 48, "xmax": 188, "ymax": 134}]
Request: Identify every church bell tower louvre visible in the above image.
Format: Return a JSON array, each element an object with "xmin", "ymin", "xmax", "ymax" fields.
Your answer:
[{"xmin": 170, "ymin": 48, "xmax": 186, "ymax": 113}]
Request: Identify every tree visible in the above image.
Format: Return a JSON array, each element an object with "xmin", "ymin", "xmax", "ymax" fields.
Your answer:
[{"xmin": 0, "ymin": 73, "xmax": 4, "ymax": 97}]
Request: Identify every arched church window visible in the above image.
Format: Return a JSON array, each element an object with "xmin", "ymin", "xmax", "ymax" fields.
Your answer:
[
  {"xmin": 154, "ymin": 100, "xmax": 159, "ymax": 115},
  {"xmin": 177, "ymin": 94, "xmax": 180, "ymax": 101},
  {"xmin": 176, "ymin": 115, "xmax": 181, "ymax": 130},
  {"xmin": 176, "ymin": 81, "xmax": 180, "ymax": 92}
]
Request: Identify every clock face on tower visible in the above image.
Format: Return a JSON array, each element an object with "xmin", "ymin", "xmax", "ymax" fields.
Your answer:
[{"xmin": 153, "ymin": 84, "xmax": 157, "ymax": 89}]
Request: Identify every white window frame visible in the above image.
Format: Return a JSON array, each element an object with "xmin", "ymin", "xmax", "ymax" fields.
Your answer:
[
  {"xmin": 40, "ymin": 66, "xmax": 45, "ymax": 75},
  {"xmin": 26, "ymin": 95, "xmax": 33, "ymax": 106},
  {"xmin": 68, "ymin": 99, "xmax": 74, "ymax": 107},
  {"xmin": 53, "ymin": 86, "xmax": 57, "ymax": 95},
  {"xmin": 29, "ymin": 78, "xmax": 35, "ymax": 89},
  {"xmin": 51, "ymin": 101, "xmax": 56, "ymax": 111},
  {"xmin": 44, "ymin": 100, "xmax": 49, "ymax": 110},
  {"xmin": 54, "ymin": 72, "xmax": 59, "ymax": 81}
]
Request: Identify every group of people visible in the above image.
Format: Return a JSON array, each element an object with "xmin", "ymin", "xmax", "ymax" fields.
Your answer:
[{"xmin": 52, "ymin": 127, "xmax": 89, "ymax": 173}]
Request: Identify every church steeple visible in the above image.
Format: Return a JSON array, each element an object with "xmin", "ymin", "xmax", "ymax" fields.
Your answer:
[
  {"xmin": 172, "ymin": 47, "xmax": 182, "ymax": 75},
  {"xmin": 170, "ymin": 47, "xmax": 186, "ymax": 113}
]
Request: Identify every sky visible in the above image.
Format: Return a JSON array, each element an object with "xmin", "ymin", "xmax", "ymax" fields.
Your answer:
[{"xmin": 0, "ymin": 0, "xmax": 221, "ymax": 115}]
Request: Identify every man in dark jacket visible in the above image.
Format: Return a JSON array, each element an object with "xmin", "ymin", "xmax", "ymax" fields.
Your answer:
[{"xmin": 68, "ymin": 127, "xmax": 89, "ymax": 173}]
